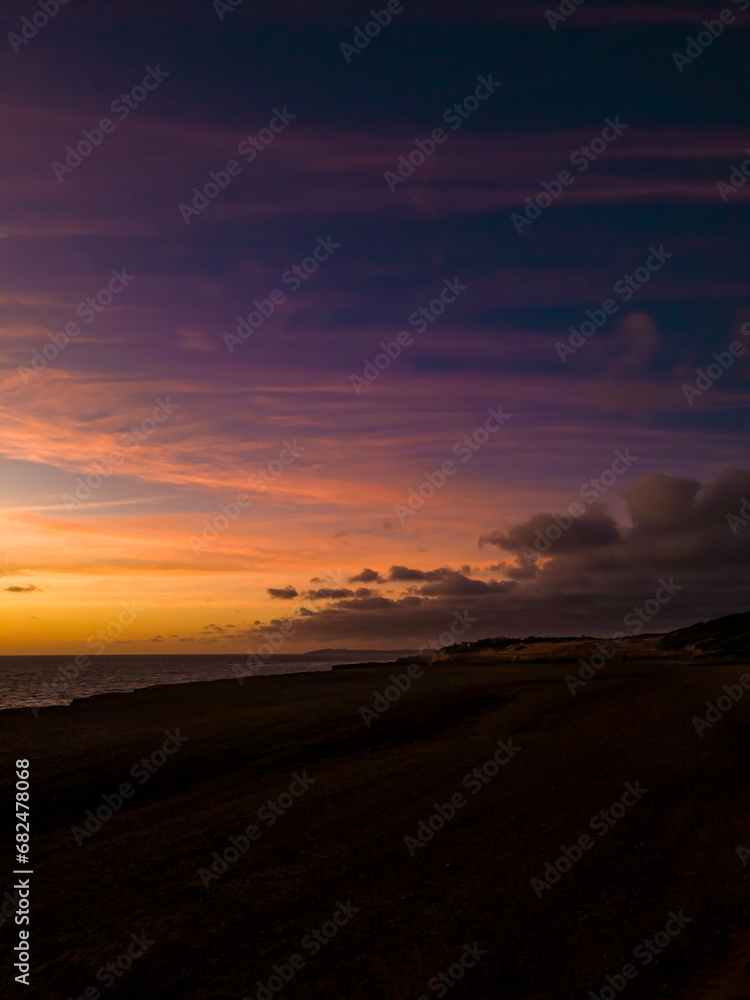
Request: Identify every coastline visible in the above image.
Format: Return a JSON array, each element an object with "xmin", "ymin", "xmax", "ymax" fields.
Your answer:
[{"xmin": 0, "ymin": 650, "xmax": 416, "ymax": 713}]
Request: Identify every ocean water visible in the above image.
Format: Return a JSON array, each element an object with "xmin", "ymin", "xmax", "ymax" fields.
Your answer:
[{"xmin": 0, "ymin": 652, "xmax": 404, "ymax": 712}]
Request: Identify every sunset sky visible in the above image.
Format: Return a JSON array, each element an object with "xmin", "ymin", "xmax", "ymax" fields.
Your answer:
[{"xmin": 1, "ymin": 0, "xmax": 748, "ymax": 654}]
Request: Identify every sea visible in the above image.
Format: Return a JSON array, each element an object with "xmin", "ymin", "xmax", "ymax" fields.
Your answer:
[{"xmin": 0, "ymin": 651, "xmax": 412, "ymax": 712}]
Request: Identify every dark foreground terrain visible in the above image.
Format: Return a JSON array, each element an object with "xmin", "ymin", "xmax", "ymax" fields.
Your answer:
[{"xmin": 1, "ymin": 656, "xmax": 749, "ymax": 999}]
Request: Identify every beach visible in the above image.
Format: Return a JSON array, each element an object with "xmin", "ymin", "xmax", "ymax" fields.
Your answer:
[{"xmin": 1, "ymin": 655, "xmax": 749, "ymax": 999}]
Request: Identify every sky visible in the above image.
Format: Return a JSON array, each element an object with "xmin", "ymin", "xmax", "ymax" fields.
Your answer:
[{"xmin": 1, "ymin": 0, "xmax": 749, "ymax": 655}]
